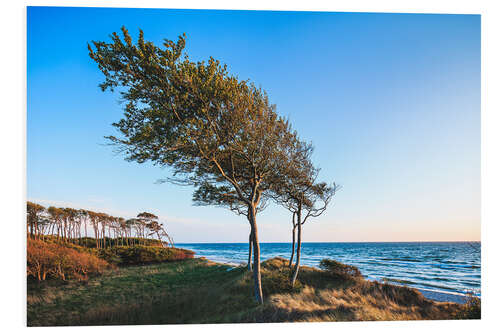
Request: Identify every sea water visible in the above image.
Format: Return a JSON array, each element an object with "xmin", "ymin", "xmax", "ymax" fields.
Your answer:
[{"xmin": 176, "ymin": 242, "xmax": 481, "ymax": 297}]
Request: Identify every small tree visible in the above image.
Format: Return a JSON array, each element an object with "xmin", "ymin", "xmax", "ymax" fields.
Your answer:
[
  {"xmin": 290, "ymin": 182, "xmax": 338, "ymax": 286},
  {"xmin": 271, "ymin": 140, "xmax": 339, "ymax": 286}
]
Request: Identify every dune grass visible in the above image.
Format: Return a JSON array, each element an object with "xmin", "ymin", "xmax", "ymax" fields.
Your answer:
[{"xmin": 27, "ymin": 257, "xmax": 478, "ymax": 326}]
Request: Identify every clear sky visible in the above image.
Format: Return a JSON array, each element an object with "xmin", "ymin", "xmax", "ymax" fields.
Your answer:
[{"xmin": 27, "ymin": 7, "xmax": 480, "ymax": 243}]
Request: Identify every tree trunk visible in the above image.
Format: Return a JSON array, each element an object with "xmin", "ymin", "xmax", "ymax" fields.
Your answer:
[
  {"xmin": 291, "ymin": 208, "xmax": 302, "ymax": 286},
  {"xmin": 247, "ymin": 230, "xmax": 253, "ymax": 271},
  {"xmin": 94, "ymin": 225, "xmax": 100, "ymax": 249},
  {"xmin": 63, "ymin": 220, "xmax": 67, "ymax": 242},
  {"xmin": 289, "ymin": 223, "xmax": 297, "ymax": 268},
  {"xmin": 102, "ymin": 225, "xmax": 106, "ymax": 248},
  {"xmin": 248, "ymin": 204, "xmax": 263, "ymax": 304}
]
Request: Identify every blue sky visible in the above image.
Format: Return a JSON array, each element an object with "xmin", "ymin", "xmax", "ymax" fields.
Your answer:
[{"xmin": 27, "ymin": 7, "xmax": 480, "ymax": 242}]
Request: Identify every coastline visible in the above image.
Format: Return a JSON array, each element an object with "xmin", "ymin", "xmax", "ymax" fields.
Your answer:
[
  {"xmin": 196, "ymin": 255, "xmax": 470, "ymax": 304},
  {"xmin": 418, "ymin": 289, "xmax": 468, "ymax": 304}
]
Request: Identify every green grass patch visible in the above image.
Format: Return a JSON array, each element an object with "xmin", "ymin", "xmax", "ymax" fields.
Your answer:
[{"xmin": 27, "ymin": 259, "xmax": 256, "ymax": 326}]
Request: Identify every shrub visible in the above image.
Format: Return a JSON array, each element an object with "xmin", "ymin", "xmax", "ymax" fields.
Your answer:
[
  {"xmin": 262, "ymin": 269, "xmax": 303, "ymax": 295},
  {"xmin": 261, "ymin": 257, "xmax": 289, "ymax": 270},
  {"xmin": 95, "ymin": 245, "xmax": 194, "ymax": 265},
  {"xmin": 319, "ymin": 259, "xmax": 362, "ymax": 279},
  {"xmin": 27, "ymin": 239, "xmax": 110, "ymax": 281},
  {"xmin": 259, "ymin": 257, "xmax": 303, "ymax": 295},
  {"xmin": 456, "ymin": 292, "xmax": 481, "ymax": 319}
]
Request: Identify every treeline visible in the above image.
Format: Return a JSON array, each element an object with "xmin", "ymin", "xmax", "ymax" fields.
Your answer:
[{"xmin": 27, "ymin": 202, "xmax": 174, "ymax": 248}]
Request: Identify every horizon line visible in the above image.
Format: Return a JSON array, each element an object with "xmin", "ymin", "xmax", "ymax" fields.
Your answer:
[{"xmin": 175, "ymin": 240, "xmax": 481, "ymax": 244}]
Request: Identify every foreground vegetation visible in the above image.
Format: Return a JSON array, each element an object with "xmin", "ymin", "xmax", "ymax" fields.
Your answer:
[{"xmin": 27, "ymin": 257, "xmax": 479, "ymax": 326}]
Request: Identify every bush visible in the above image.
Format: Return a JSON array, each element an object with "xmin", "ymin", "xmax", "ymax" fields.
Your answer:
[
  {"xmin": 319, "ymin": 259, "xmax": 362, "ymax": 279},
  {"xmin": 259, "ymin": 257, "xmax": 303, "ymax": 295},
  {"xmin": 95, "ymin": 245, "xmax": 194, "ymax": 265},
  {"xmin": 27, "ymin": 239, "xmax": 110, "ymax": 281},
  {"xmin": 456, "ymin": 292, "xmax": 481, "ymax": 319},
  {"xmin": 262, "ymin": 269, "xmax": 303, "ymax": 295}
]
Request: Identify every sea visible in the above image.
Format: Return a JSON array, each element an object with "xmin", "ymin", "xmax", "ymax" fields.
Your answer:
[{"xmin": 177, "ymin": 242, "xmax": 481, "ymax": 297}]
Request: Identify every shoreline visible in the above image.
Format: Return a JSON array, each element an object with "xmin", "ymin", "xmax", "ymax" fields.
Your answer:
[
  {"xmin": 418, "ymin": 289, "xmax": 468, "ymax": 304},
  {"xmin": 196, "ymin": 255, "xmax": 471, "ymax": 304}
]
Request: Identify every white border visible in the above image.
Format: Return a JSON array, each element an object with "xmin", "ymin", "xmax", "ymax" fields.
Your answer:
[{"xmin": 2, "ymin": 1, "xmax": 499, "ymax": 332}]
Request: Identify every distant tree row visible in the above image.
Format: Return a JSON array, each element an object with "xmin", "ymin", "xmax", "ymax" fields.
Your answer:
[
  {"xmin": 88, "ymin": 27, "xmax": 339, "ymax": 304},
  {"xmin": 26, "ymin": 202, "xmax": 174, "ymax": 248}
]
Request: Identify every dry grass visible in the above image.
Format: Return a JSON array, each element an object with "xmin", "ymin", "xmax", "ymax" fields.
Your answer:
[
  {"xmin": 248, "ymin": 284, "xmax": 463, "ymax": 322},
  {"xmin": 241, "ymin": 257, "xmax": 471, "ymax": 322}
]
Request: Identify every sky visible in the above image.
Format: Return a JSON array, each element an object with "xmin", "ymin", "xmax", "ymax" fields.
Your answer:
[{"xmin": 27, "ymin": 7, "xmax": 480, "ymax": 243}]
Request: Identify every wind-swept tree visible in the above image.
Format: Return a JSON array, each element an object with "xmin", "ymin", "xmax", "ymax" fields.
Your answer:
[
  {"xmin": 88, "ymin": 27, "xmax": 298, "ymax": 303},
  {"xmin": 133, "ymin": 217, "xmax": 147, "ymax": 243},
  {"xmin": 87, "ymin": 211, "xmax": 103, "ymax": 248},
  {"xmin": 97, "ymin": 213, "xmax": 111, "ymax": 248},
  {"xmin": 272, "ymin": 140, "xmax": 339, "ymax": 286},
  {"xmin": 125, "ymin": 218, "xmax": 137, "ymax": 245},
  {"xmin": 47, "ymin": 206, "xmax": 65, "ymax": 242},
  {"xmin": 116, "ymin": 217, "xmax": 127, "ymax": 245},
  {"xmin": 289, "ymin": 182, "xmax": 338, "ymax": 286},
  {"xmin": 62, "ymin": 208, "xmax": 78, "ymax": 242},
  {"xmin": 138, "ymin": 212, "xmax": 159, "ymax": 244},
  {"xmin": 78, "ymin": 209, "xmax": 90, "ymax": 246},
  {"xmin": 137, "ymin": 212, "xmax": 158, "ymax": 225},
  {"xmin": 27, "ymin": 202, "xmax": 46, "ymax": 239},
  {"xmin": 144, "ymin": 219, "xmax": 174, "ymax": 247}
]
